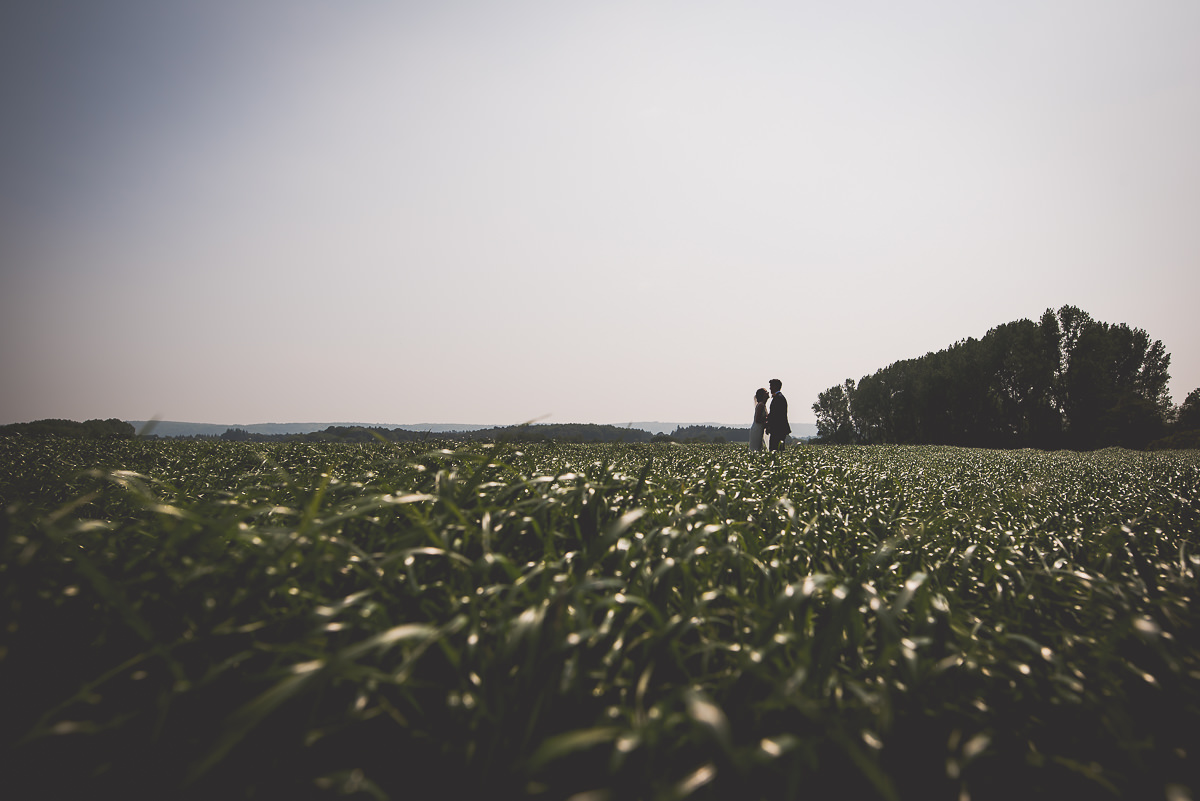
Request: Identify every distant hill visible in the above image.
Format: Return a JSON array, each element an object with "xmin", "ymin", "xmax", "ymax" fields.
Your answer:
[
  {"xmin": 127, "ymin": 420, "xmax": 818, "ymax": 439},
  {"xmin": 127, "ymin": 421, "xmax": 494, "ymax": 438}
]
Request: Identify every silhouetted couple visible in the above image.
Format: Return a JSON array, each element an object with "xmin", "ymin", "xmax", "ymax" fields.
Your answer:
[{"xmin": 750, "ymin": 379, "xmax": 790, "ymax": 451}]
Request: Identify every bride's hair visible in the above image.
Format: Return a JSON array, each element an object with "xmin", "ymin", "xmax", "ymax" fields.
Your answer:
[{"xmin": 755, "ymin": 388, "xmax": 769, "ymax": 403}]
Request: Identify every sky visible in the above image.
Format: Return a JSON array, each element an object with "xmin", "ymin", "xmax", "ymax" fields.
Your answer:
[{"xmin": 3, "ymin": 0, "xmax": 1198, "ymax": 428}]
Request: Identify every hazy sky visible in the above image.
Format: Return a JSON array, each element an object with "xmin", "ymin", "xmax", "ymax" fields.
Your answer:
[{"xmin": 3, "ymin": 1, "xmax": 1198, "ymax": 427}]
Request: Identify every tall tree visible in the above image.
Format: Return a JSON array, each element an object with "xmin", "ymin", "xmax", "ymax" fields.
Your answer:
[
  {"xmin": 813, "ymin": 379, "xmax": 856, "ymax": 443},
  {"xmin": 1177, "ymin": 388, "xmax": 1200, "ymax": 430},
  {"xmin": 1056, "ymin": 307, "xmax": 1172, "ymax": 448}
]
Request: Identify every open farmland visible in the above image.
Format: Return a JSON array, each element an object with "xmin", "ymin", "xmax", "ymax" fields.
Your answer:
[{"xmin": 2, "ymin": 438, "xmax": 1198, "ymax": 800}]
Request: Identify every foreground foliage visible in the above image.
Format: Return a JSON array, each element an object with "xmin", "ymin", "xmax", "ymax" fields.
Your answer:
[{"xmin": 2, "ymin": 438, "xmax": 1198, "ymax": 800}]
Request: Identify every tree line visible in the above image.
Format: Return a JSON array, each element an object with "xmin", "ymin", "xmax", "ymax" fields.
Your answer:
[
  {"xmin": 812, "ymin": 305, "xmax": 1195, "ymax": 450},
  {"xmin": 2, "ymin": 421, "xmax": 761, "ymax": 446},
  {"xmin": 214, "ymin": 423, "xmax": 658, "ymax": 444},
  {"xmin": 0, "ymin": 418, "xmax": 135, "ymax": 439},
  {"xmin": 224, "ymin": 424, "xmax": 759, "ymax": 445},
  {"xmin": 668, "ymin": 425, "xmax": 753, "ymax": 443}
]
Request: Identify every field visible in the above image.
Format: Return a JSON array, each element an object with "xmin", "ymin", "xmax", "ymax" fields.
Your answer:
[{"xmin": 2, "ymin": 438, "xmax": 1198, "ymax": 800}]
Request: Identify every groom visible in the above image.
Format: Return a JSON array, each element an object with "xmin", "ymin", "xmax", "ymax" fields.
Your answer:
[{"xmin": 766, "ymin": 378, "xmax": 791, "ymax": 451}]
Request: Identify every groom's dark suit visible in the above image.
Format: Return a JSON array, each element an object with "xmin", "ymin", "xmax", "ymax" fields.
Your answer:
[{"xmin": 767, "ymin": 392, "xmax": 791, "ymax": 451}]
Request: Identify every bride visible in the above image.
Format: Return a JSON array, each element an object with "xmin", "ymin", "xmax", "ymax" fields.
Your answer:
[{"xmin": 749, "ymin": 388, "xmax": 768, "ymax": 451}]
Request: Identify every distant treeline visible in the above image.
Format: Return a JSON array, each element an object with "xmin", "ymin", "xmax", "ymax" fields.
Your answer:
[
  {"xmin": 210, "ymin": 423, "xmax": 656, "ymax": 444},
  {"xmin": 812, "ymin": 305, "xmax": 1198, "ymax": 450},
  {"xmin": 179, "ymin": 423, "xmax": 762, "ymax": 444},
  {"xmin": 0, "ymin": 418, "xmax": 135, "ymax": 439},
  {"xmin": 0, "ymin": 419, "xmax": 768, "ymax": 446},
  {"xmin": 669, "ymin": 425, "xmax": 754, "ymax": 443}
]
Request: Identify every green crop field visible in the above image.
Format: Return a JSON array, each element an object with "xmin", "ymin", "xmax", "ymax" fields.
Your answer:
[{"xmin": 2, "ymin": 438, "xmax": 1197, "ymax": 800}]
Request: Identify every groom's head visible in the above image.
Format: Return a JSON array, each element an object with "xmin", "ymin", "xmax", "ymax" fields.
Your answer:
[{"xmin": 769, "ymin": 379, "xmax": 782, "ymax": 393}]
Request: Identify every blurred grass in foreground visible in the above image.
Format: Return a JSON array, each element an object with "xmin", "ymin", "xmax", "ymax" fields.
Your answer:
[{"xmin": 1, "ymin": 438, "xmax": 1198, "ymax": 800}]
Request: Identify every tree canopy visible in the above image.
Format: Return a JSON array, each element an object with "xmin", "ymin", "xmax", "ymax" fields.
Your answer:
[{"xmin": 813, "ymin": 306, "xmax": 1178, "ymax": 450}]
